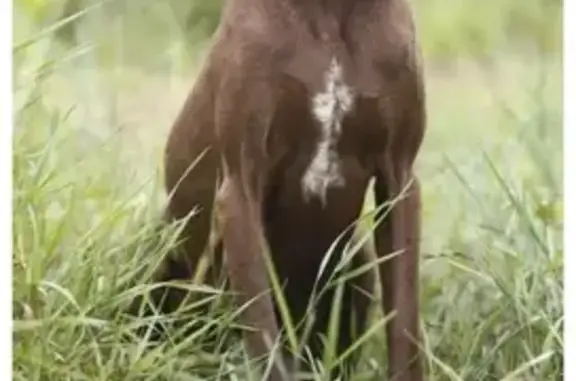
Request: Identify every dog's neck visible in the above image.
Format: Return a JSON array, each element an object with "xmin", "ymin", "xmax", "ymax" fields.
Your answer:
[
  {"xmin": 222, "ymin": 0, "xmax": 381, "ymax": 41},
  {"xmin": 224, "ymin": 0, "xmax": 378, "ymax": 20}
]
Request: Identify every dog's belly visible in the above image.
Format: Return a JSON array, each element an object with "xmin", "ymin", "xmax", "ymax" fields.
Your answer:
[{"xmin": 263, "ymin": 154, "xmax": 372, "ymax": 273}]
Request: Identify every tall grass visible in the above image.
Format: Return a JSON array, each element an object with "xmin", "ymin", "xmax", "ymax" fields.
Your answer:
[{"xmin": 13, "ymin": 1, "xmax": 563, "ymax": 380}]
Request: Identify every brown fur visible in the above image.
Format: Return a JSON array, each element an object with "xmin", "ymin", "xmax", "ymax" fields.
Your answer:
[{"xmin": 153, "ymin": 0, "xmax": 426, "ymax": 380}]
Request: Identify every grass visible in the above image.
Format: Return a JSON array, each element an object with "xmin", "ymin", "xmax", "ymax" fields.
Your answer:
[{"xmin": 12, "ymin": 2, "xmax": 563, "ymax": 381}]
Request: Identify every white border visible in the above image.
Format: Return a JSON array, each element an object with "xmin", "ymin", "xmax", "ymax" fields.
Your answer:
[
  {"xmin": 3, "ymin": 3, "xmax": 569, "ymax": 381},
  {"xmin": 564, "ymin": 0, "xmax": 573, "ymax": 379},
  {"xmin": 1, "ymin": 0, "xmax": 13, "ymax": 378}
]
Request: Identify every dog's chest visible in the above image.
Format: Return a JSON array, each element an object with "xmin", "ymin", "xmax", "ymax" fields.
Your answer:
[{"xmin": 275, "ymin": 51, "xmax": 383, "ymax": 205}]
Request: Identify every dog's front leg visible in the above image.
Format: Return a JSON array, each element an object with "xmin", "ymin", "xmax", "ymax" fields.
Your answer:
[
  {"xmin": 216, "ymin": 169, "xmax": 288, "ymax": 381},
  {"xmin": 374, "ymin": 157, "xmax": 423, "ymax": 381}
]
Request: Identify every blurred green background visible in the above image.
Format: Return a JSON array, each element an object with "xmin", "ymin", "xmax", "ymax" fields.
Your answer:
[{"xmin": 13, "ymin": 1, "xmax": 563, "ymax": 380}]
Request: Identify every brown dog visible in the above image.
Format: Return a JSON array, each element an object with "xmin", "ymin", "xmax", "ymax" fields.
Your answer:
[{"xmin": 156, "ymin": 0, "xmax": 426, "ymax": 380}]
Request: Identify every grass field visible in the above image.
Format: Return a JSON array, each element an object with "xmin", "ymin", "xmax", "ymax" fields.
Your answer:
[{"xmin": 12, "ymin": 1, "xmax": 563, "ymax": 380}]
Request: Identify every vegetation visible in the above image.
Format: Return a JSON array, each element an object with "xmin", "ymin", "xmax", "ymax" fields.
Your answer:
[{"xmin": 13, "ymin": 0, "xmax": 563, "ymax": 380}]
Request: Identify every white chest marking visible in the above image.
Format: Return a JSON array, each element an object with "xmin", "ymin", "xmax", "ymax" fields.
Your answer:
[{"xmin": 302, "ymin": 58, "xmax": 354, "ymax": 205}]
